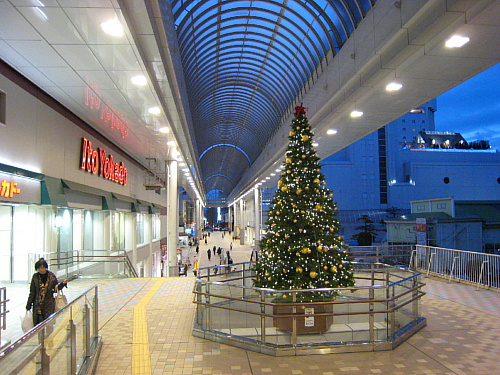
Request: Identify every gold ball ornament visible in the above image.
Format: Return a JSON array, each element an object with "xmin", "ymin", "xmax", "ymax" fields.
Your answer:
[
  {"xmin": 310, "ymin": 271, "xmax": 317, "ymax": 278},
  {"xmin": 289, "ymin": 131, "xmax": 296, "ymax": 136},
  {"xmin": 278, "ymin": 180, "xmax": 283, "ymax": 188},
  {"xmin": 296, "ymin": 126, "xmax": 300, "ymax": 130},
  {"xmin": 268, "ymin": 277, "xmax": 272, "ymax": 281},
  {"xmin": 324, "ymin": 265, "xmax": 328, "ymax": 270},
  {"xmin": 296, "ymin": 189, "xmax": 302, "ymax": 195},
  {"xmin": 302, "ymin": 154, "xmax": 306, "ymax": 159},
  {"xmin": 281, "ymin": 186, "xmax": 288, "ymax": 192},
  {"xmin": 315, "ymin": 204, "xmax": 322, "ymax": 210},
  {"xmin": 318, "ymin": 245, "xmax": 323, "ymax": 251},
  {"xmin": 287, "ymin": 170, "xmax": 291, "ymax": 174},
  {"xmin": 275, "ymin": 232, "xmax": 280, "ymax": 236},
  {"xmin": 331, "ymin": 266, "xmax": 337, "ymax": 272},
  {"xmin": 295, "ymin": 178, "xmax": 300, "ymax": 182},
  {"xmin": 302, "ymin": 135, "xmax": 309, "ymax": 141},
  {"xmin": 305, "ymin": 186, "xmax": 309, "ymax": 190},
  {"xmin": 285, "ymin": 234, "xmax": 290, "ymax": 239},
  {"xmin": 276, "ymin": 211, "xmax": 280, "ymax": 215},
  {"xmin": 293, "ymin": 219, "xmax": 298, "ymax": 223},
  {"xmin": 322, "ymin": 181, "xmax": 327, "ymax": 185},
  {"xmin": 329, "ymin": 193, "xmax": 333, "ymax": 197},
  {"xmin": 286, "ymin": 158, "xmax": 292, "ymax": 164},
  {"xmin": 338, "ymin": 264, "xmax": 343, "ymax": 268},
  {"xmin": 296, "ymin": 252, "xmax": 301, "ymax": 256},
  {"xmin": 296, "ymin": 267, "xmax": 303, "ymax": 273},
  {"xmin": 299, "ymin": 228, "xmax": 303, "ymax": 233},
  {"xmin": 314, "ymin": 178, "xmax": 320, "ymax": 184}
]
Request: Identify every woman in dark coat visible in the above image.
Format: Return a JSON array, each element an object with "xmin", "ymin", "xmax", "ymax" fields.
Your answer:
[{"xmin": 26, "ymin": 258, "xmax": 69, "ymax": 326}]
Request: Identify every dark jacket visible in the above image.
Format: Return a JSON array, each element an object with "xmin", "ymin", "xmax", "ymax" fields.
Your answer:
[{"xmin": 26, "ymin": 270, "xmax": 66, "ymax": 325}]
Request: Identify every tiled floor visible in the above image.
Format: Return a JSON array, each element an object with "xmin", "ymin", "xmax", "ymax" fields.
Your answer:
[{"xmin": 1, "ymin": 232, "xmax": 499, "ymax": 374}]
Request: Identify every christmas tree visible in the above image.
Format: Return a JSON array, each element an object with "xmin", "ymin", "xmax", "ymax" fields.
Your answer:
[{"xmin": 253, "ymin": 106, "xmax": 354, "ymax": 300}]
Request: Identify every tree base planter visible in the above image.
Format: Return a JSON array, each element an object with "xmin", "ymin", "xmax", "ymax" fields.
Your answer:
[
  {"xmin": 273, "ymin": 303, "xmax": 333, "ymax": 334},
  {"xmin": 193, "ymin": 263, "xmax": 427, "ymax": 356}
]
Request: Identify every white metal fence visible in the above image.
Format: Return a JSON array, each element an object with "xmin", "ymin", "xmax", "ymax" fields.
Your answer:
[{"xmin": 410, "ymin": 245, "xmax": 500, "ymax": 288}]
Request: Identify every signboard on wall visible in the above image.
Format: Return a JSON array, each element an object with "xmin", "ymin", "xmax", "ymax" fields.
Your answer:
[
  {"xmin": 416, "ymin": 218, "xmax": 427, "ymax": 246},
  {"xmin": 0, "ymin": 172, "xmax": 40, "ymax": 204}
]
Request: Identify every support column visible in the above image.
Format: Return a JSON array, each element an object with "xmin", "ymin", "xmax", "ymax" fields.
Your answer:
[
  {"xmin": 239, "ymin": 199, "xmax": 245, "ymax": 245},
  {"xmin": 228, "ymin": 205, "xmax": 233, "ymax": 233},
  {"xmin": 254, "ymin": 187, "xmax": 261, "ymax": 253},
  {"xmin": 166, "ymin": 159, "xmax": 179, "ymax": 277}
]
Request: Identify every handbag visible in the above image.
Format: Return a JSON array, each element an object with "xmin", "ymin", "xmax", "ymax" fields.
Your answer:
[
  {"xmin": 54, "ymin": 285, "xmax": 68, "ymax": 312},
  {"xmin": 21, "ymin": 311, "xmax": 34, "ymax": 333}
]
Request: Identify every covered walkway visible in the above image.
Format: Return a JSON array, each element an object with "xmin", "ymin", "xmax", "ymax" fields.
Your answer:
[{"xmin": 1, "ymin": 233, "xmax": 499, "ymax": 374}]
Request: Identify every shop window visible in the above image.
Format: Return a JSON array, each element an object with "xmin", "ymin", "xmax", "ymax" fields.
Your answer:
[
  {"xmin": 137, "ymin": 213, "xmax": 146, "ymax": 245},
  {"xmin": 0, "ymin": 90, "xmax": 5, "ymax": 125}
]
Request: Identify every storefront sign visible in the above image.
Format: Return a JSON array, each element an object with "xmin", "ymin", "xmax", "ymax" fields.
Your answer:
[
  {"xmin": 0, "ymin": 179, "xmax": 20, "ymax": 198},
  {"xmin": 80, "ymin": 138, "xmax": 128, "ymax": 185},
  {"xmin": 0, "ymin": 172, "xmax": 41, "ymax": 204}
]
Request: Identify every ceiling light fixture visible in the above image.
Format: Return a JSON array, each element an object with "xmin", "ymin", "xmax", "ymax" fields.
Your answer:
[
  {"xmin": 350, "ymin": 110, "xmax": 363, "ymax": 118},
  {"xmin": 445, "ymin": 35, "xmax": 470, "ymax": 48},
  {"xmin": 131, "ymin": 75, "xmax": 147, "ymax": 86},
  {"xmin": 166, "ymin": 141, "xmax": 176, "ymax": 147},
  {"xmin": 158, "ymin": 126, "xmax": 169, "ymax": 133},
  {"xmin": 327, "ymin": 129, "xmax": 338, "ymax": 135},
  {"xmin": 101, "ymin": 18, "xmax": 124, "ymax": 37},
  {"xmin": 312, "ymin": 142, "xmax": 319, "ymax": 147},
  {"xmin": 386, "ymin": 82, "xmax": 403, "ymax": 91},
  {"xmin": 148, "ymin": 106, "xmax": 161, "ymax": 115}
]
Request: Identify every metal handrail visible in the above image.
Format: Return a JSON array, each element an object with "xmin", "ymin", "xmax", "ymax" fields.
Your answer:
[
  {"xmin": 0, "ymin": 287, "xmax": 9, "ymax": 348},
  {"xmin": 0, "ymin": 285, "xmax": 100, "ymax": 375}
]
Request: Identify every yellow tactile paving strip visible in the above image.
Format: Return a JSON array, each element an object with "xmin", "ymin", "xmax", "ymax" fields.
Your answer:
[
  {"xmin": 132, "ymin": 279, "xmax": 166, "ymax": 375},
  {"xmin": 92, "ymin": 274, "xmax": 500, "ymax": 375}
]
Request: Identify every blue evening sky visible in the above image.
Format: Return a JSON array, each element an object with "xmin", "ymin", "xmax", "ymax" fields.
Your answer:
[{"xmin": 434, "ymin": 62, "xmax": 500, "ymax": 151}]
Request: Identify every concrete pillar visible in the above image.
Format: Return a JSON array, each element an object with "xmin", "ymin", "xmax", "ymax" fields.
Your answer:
[
  {"xmin": 166, "ymin": 159, "xmax": 179, "ymax": 277},
  {"xmin": 254, "ymin": 187, "xmax": 261, "ymax": 253},
  {"xmin": 239, "ymin": 199, "xmax": 245, "ymax": 245}
]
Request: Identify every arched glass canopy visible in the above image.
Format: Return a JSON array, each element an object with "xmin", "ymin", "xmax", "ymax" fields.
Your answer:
[{"xmin": 167, "ymin": 0, "xmax": 376, "ymax": 202}]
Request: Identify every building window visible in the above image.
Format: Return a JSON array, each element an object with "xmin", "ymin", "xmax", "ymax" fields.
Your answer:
[
  {"xmin": 444, "ymin": 177, "xmax": 450, "ymax": 184},
  {"xmin": 417, "ymin": 204, "xmax": 425, "ymax": 211},
  {"xmin": 437, "ymin": 203, "xmax": 446, "ymax": 209}
]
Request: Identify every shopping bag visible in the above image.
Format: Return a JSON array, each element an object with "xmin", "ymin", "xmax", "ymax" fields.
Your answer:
[
  {"xmin": 21, "ymin": 311, "xmax": 33, "ymax": 333},
  {"xmin": 54, "ymin": 285, "xmax": 68, "ymax": 312}
]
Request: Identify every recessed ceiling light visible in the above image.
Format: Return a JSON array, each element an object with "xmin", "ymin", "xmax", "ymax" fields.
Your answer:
[
  {"xmin": 131, "ymin": 75, "xmax": 147, "ymax": 86},
  {"xmin": 101, "ymin": 18, "xmax": 124, "ymax": 37},
  {"xmin": 148, "ymin": 106, "xmax": 161, "ymax": 115},
  {"xmin": 270, "ymin": 173, "xmax": 276, "ymax": 176},
  {"xmin": 158, "ymin": 126, "xmax": 169, "ymax": 133},
  {"xmin": 445, "ymin": 35, "xmax": 469, "ymax": 48},
  {"xmin": 350, "ymin": 110, "xmax": 363, "ymax": 118},
  {"xmin": 327, "ymin": 129, "xmax": 338, "ymax": 135},
  {"xmin": 167, "ymin": 141, "xmax": 176, "ymax": 147},
  {"xmin": 275, "ymin": 168, "xmax": 282, "ymax": 172},
  {"xmin": 386, "ymin": 82, "xmax": 403, "ymax": 91},
  {"xmin": 312, "ymin": 142, "xmax": 319, "ymax": 147}
]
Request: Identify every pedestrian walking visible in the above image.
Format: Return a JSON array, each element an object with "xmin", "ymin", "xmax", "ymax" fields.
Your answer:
[{"xmin": 207, "ymin": 248, "xmax": 211, "ymax": 261}]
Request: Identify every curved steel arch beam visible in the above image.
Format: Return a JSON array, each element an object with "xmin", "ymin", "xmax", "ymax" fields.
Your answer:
[
  {"xmin": 204, "ymin": 174, "xmax": 236, "ymax": 187},
  {"xmin": 182, "ymin": 34, "xmax": 313, "ymax": 87},
  {"xmin": 199, "ymin": 143, "xmax": 252, "ymax": 166},
  {"xmin": 174, "ymin": 2, "xmax": 336, "ymax": 52},
  {"xmin": 179, "ymin": 15, "xmax": 328, "ymax": 67},
  {"xmin": 191, "ymin": 67, "xmax": 291, "ymax": 107}
]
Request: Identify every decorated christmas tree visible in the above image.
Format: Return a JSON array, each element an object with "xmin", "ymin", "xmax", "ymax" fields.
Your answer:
[{"xmin": 253, "ymin": 106, "xmax": 354, "ymax": 299}]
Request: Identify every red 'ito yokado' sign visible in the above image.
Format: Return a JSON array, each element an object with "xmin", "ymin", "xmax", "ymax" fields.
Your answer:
[{"xmin": 80, "ymin": 138, "xmax": 128, "ymax": 185}]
